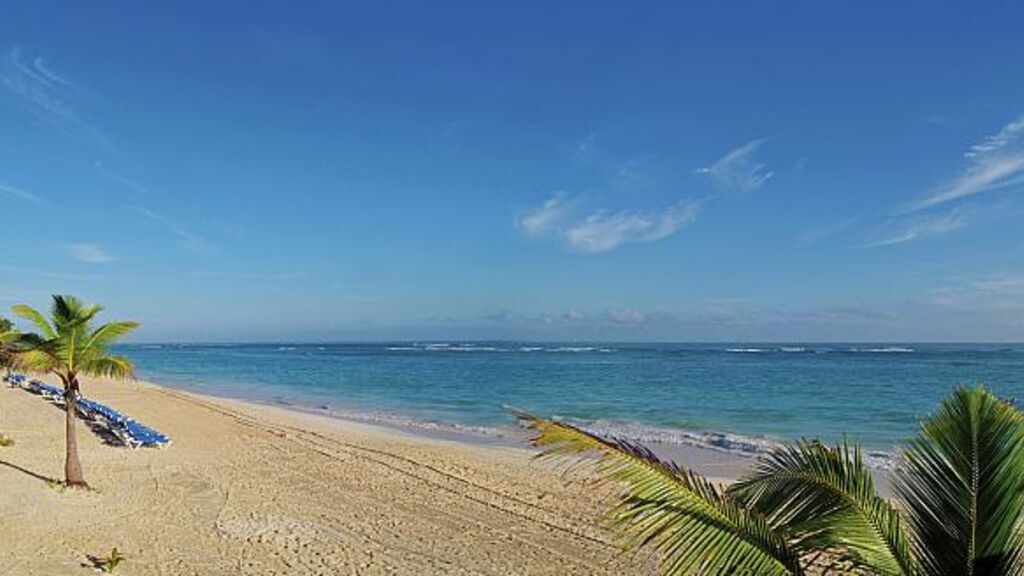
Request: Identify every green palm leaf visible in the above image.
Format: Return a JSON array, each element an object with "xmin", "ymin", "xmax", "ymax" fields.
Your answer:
[
  {"xmin": 84, "ymin": 321, "xmax": 140, "ymax": 352},
  {"xmin": 730, "ymin": 440, "xmax": 918, "ymax": 576},
  {"xmin": 50, "ymin": 295, "xmax": 101, "ymax": 330},
  {"xmin": 520, "ymin": 413, "xmax": 804, "ymax": 575},
  {"xmin": 81, "ymin": 355, "xmax": 136, "ymax": 380},
  {"xmin": 12, "ymin": 304, "xmax": 56, "ymax": 339},
  {"xmin": 895, "ymin": 385, "xmax": 1024, "ymax": 576},
  {"xmin": 13, "ymin": 348, "xmax": 59, "ymax": 374}
]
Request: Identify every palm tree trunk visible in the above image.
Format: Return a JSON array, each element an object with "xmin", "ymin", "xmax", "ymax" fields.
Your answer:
[{"xmin": 64, "ymin": 379, "xmax": 86, "ymax": 487}]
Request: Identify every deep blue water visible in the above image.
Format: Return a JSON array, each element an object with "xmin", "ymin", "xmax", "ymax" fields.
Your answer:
[{"xmin": 116, "ymin": 342, "xmax": 1024, "ymax": 454}]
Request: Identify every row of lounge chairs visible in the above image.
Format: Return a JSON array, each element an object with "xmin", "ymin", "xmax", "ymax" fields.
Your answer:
[{"xmin": 4, "ymin": 373, "xmax": 172, "ymax": 448}]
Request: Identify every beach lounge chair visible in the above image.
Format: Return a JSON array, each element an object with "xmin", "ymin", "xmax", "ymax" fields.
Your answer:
[{"xmin": 17, "ymin": 377, "xmax": 172, "ymax": 448}]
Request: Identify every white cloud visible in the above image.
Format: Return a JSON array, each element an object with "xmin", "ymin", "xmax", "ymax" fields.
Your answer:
[
  {"xmin": 519, "ymin": 194, "xmax": 701, "ymax": 253},
  {"xmin": 95, "ymin": 162, "xmax": 149, "ymax": 195},
  {"xmin": 32, "ymin": 56, "xmax": 74, "ymax": 87},
  {"xmin": 0, "ymin": 181, "xmax": 44, "ymax": 204},
  {"xmin": 571, "ymin": 133, "xmax": 599, "ymax": 163},
  {"xmin": 605, "ymin": 307, "xmax": 647, "ymax": 324},
  {"xmin": 0, "ymin": 46, "xmax": 105, "ymax": 145},
  {"xmin": 565, "ymin": 201, "xmax": 700, "ymax": 253},
  {"xmin": 517, "ymin": 193, "xmax": 568, "ymax": 237},
  {"xmin": 697, "ymin": 138, "xmax": 774, "ymax": 194},
  {"xmin": 915, "ymin": 113, "xmax": 1024, "ymax": 210},
  {"xmin": 867, "ymin": 209, "xmax": 965, "ymax": 247},
  {"xmin": 64, "ymin": 243, "xmax": 113, "ymax": 263},
  {"xmin": 930, "ymin": 272, "xmax": 1024, "ymax": 312},
  {"xmin": 133, "ymin": 206, "xmax": 219, "ymax": 254}
]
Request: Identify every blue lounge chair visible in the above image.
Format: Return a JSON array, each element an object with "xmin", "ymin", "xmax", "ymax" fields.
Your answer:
[{"xmin": 19, "ymin": 377, "xmax": 172, "ymax": 449}]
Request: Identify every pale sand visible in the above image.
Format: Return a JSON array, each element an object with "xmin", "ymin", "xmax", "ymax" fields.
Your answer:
[{"xmin": 0, "ymin": 377, "xmax": 744, "ymax": 575}]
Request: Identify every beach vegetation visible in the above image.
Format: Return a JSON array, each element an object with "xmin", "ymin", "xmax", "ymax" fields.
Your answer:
[
  {"xmin": 0, "ymin": 317, "xmax": 18, "ymax": 444},
  {"xmin": 96, "ymin": 547, "xmax": 126, "ymax": 572},
  {"xmin": 0, "ymin": 315, "xmax": 17, "ymax": 378},
  {"xmin": 522, "ymin": 385, "xmax": 1024, "ymax": 575},
  {"xmin": 11, "ymin": 295, "xmax": 139, "ymax": 488}
]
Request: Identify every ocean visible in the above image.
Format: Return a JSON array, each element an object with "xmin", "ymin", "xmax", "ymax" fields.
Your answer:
[{"xmin": 118, "ymin": 342, "xmax": 1024, "ymax": 465}]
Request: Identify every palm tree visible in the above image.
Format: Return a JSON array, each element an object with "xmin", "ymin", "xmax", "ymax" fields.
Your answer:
[
  {"xmin": 521, "ymin": 385, "xmax": 1024, "ymax": 575},
  {"xmin": 0, "ymin": 316, "xmax": 18, "ymax": 445},
  {"xmin": 13, "ymin": 295, "xmax": 139, "ymax": 487},
  {"xmin": 0, "ymin": 315, "xmax": 16, "ymax": 379}
]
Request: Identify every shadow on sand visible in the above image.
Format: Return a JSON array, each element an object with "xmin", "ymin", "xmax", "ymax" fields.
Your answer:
[
  {"xmin": 37, "ymin": 397, "xmax": 127, "ymax": 447},
  {"xmin": 0, "ymin": 458, "xmax": 56, "ymax": 484}
]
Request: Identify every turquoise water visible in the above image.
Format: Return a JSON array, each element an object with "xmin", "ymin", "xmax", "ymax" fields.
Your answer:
[{"xmin": 118, "ymin": 342, "xmax": 1024, "ymax": 457}]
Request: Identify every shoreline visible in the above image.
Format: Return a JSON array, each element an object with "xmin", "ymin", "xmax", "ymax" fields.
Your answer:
[
  {"xmin": 155, "ymin": 377, "xmax": 762, "ymax": 482},
  {"xmin": 118, "ymin": 340, "xmax": 980, "ymax": 464},
  {"xmin": 2, "ymin": 374, "xmax": 672, "ymax": 574},
  {"xmin": 139, "ymin": 370, "xmax": 898, "ymax": 472},
  {"xmin": 136, "ymin": 371, "xmax": 776, "ymax": 474}
]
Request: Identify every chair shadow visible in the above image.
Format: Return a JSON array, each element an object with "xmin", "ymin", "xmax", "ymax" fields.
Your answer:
[
  {"xmin": 37, "ymin": 396, "xmax": 126, "ymax": 447},
  {"xmin": 0, "ymin": 459, "xmax": 56, "ymax": 484}
]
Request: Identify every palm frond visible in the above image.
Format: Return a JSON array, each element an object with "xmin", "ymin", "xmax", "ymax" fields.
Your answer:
[
  {"xmin": 80, "ymin": 355, "xmax": 136, "ymax": 381},
  {"xmin": 50, "ymin": 294, "xmax": 101, "ymax": 330},
  {"xmin": 730, "ymin": 440, "xmax": 918, "ymax": 576},
  {"xmin": 12, "ymin": 305, "xmax": 56, "ymax": 339},
  {"xmin": 13, "ymin": 295, "xmax": 139, "ymax": 385},
  {"xmin": 895, "ymin": 385, "xmax": 1024, "ymax": 575},
  {"xmin": 520, "ymin": 413, "xmax": 803, "ymax": 576},
  {"xmin": 13, "ymin": 349, "xmax": 59, "ymax": 374},
  {"xmin": 84, "ymin": 321, "xmax": 140, "ymax": 352}
]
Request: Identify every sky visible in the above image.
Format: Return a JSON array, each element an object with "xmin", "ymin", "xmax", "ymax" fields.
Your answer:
[{"xmin": 2, "ymin": 2, "xmax": 1024, "ymax": 342}]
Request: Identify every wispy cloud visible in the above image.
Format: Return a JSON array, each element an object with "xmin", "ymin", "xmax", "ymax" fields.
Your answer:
[
  {"xmin": 132, "ymin": 206, "xmax": 219, "ymax": 254},
  {"xmin": 866, "ymin": 209, "xmax": 966, "ymax": 247},
  {"xmin": 914, "ymin": 113, "xmax": 1024, "ymax": 210},
  {"xmin": 0, "ymin": 46, "xmax": 106, "ymax": 145},
  {"xmin": 95, "ymin": 162, "xmax": 149, "ymax": 195},
  {"xmin": 605, "ymin": 307, "xmax": 647, "ymax": 324},
  {"xmin": 516, "ymin": 193, "xmax": 569, "ymax": 237},
  {"xmin": 64, "ymin": 243, "xmax": 113, "ymax": 263},
  {"xmin": 519, "ymin": 194, "xmax": 701, "ymax": 253},
  {"xmin": 565, "ymin": 201, "xmax": 701, "ymax": 253},
  {"xmin": 697, "ymin": 138, "xmax": 774, "ymax": 194},
  {"xmin": 0, "ymin": 180, "xmax": 44, "ymax": 205},
  {"xmin": 570, "ymin": 133, "xmax": 599, "ymax": 163},
  {"xmin": 930, "ymin": 272, "xmax": 1024, "ymax": 312}
]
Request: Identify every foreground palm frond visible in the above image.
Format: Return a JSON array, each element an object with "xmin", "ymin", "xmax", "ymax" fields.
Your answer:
[
  {"xmin": 729, "ymin": 440, "xmax": 918, "ymax": 576},
  {"xmin": 896, "ymin": 385, "xmax": 1024, "ymax": 576},
  {"xmin": 523, "ymin": 386, "xmax": 1024, "ymax": 576},
  {"xmin": 519, "ymin": 413, "xmax": 804, "ymax": 576}
]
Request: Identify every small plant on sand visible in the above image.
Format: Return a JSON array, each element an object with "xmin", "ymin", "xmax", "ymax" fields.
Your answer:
[
  {"xmin": 46, "ymin": 478, "xmax": 66, "ymax": 493},
  {"xmin": 522, "ymin": 385, "xmax": 1024, "ymax": 576},
  {"xmin": 0, "ymin": 434, "xmax": 14, "ymax": 447},
  {"xmin": 97, "ymin": 547, "xmax": 126, "ymax": 573},
  {"xmin": 12, "ymin": 295, "xmax": 139, "ymax": 488}
]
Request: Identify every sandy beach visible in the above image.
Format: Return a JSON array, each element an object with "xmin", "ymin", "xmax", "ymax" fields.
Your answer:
[{"xmin": 0, "ymin": 376, "xmax": 744, "ymax": 575}]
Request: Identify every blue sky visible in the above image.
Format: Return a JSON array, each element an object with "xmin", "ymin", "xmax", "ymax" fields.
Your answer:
[{"xmin": 2, "ymin": 2, "xmax": 1024, "ymax": 342}]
